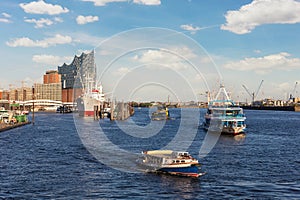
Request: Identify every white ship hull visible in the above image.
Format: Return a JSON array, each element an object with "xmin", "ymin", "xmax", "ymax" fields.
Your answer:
[{"xmin": 77, "ymin": 96, "xmax": 101, "ymax": 117}]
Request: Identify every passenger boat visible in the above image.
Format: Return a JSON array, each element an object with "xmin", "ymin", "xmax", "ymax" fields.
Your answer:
[
  {"xmin": 203, "ymin": 84, "xmax": 246, "ymax": 135},
  {"xmin": 151, "ymin": 106, "xmax": 170, "ymax": 120},
  {"xmin": 138, "ymin": 150, "xmax": 203, "ymax": 177}
]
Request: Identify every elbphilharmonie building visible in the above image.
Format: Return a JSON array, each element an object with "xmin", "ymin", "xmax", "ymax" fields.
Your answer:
[{"xmin": 58, "ymin": 50, "xmax": 96, "ymax": 102}]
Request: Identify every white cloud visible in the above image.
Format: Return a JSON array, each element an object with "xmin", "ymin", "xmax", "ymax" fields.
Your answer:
[
  {"xmin": 81, "ymin": 0, "xmax": 127, "ymax": 6},
  {"xmin": 133, "ymin": 0, "xmax": 161, "ymax": 5},
  {"xmin": 54, "ymin": 17, "xmax": 63, "ymax": 23},
  {"xmin": 278, "ymin": 82, "xmax": 291, "ymax": 92},
  {"xmin": 180, "ymin": 24, "xmax": 200, "ymax": 34},
  {"xmin": 76, "ymin": 15, "xmax": 99, "ymax": 25},
  {"xmin": 70, "ymin": 32, "xmax": 104, "ymax": 46},
  {"xmin": 32, "ymin": 54, "xmax": 73, "ymax": 66},
  {"xmin": 19, "ymin": 0, "xmax": 69, "ymax": 15},
  {"xmin": 6, "ymin": 34, "xmax": 72, "ymax": 48},
  {"xmin": 113, "ymin": 67, "xmax": 131, "ymax": 76},
  {"xmin": 24, "ymin": 18, "xmax": 53, "ymax": 28},
  {"xmin": 133, "ymin": 47, "xmax": 196, "ymax": 70},
  {"xmin": 81, "ymin": 0, "xmax": 161, "ymax": 6},
  {"xmin": 0, "ymin": 12, "xmax": 12, "ymax": 23},
  {"xmin": 221, "ymin": 0, "xmax": 300, "ymax": 34},
  {"xmin": 223, "ymin": 52, "xmax": 300, "ymax": 74},
  {"xmin": 24, "ymin": 17, "xmax": 63, "ymax": 28},
  {"xmin": 0, "ymin": 18, "xmax": 11, "ymax": 23},
  {"xmin": 2, "ymin": 12, "xmax": 11, "ymax": 18},
  {"xmin": 254, "ymin": 49, "xmax": 262, "ymax": 54}
]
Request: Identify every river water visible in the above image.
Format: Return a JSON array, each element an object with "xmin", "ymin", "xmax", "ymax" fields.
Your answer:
[{"xmin": 0, "ymin": 108, "xmax": 299, "ymax": 199}]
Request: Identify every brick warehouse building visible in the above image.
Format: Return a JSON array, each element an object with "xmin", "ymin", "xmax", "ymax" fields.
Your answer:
[{"xmin": 34, "ymin": 70, "xmax": 62, "ymax": 101}]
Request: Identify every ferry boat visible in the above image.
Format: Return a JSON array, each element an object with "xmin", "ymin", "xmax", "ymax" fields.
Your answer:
[
  {"xmin": 151, "ymin": 106, "xmax": 170, "ymax": 120},
  {"xmin": 138, "ymin": 150, "xmax": 203, "ymax": 177},
  {"xmin": 203, "ymin": 84, "xmax": 246, "ymax": 135}
]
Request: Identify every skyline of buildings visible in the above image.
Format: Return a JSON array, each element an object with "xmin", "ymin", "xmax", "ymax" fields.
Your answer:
[
  {"xmin": 0, "ymin": 49, "xmax": 299, "ymax": 105},
  {"xmin": 0, "ymin": 51, "xmax": 96, "ymax": 103}
]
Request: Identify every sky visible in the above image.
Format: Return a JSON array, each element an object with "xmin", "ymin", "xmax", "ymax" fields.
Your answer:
[{"xmin": 0, "ymin": 0, "xmax": 300, "ymax": 102}]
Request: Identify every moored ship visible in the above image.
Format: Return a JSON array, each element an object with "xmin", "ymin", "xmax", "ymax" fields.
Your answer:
[{"xmin": 77, "ymin": 83, "xmax": 105, "ymax": 117}]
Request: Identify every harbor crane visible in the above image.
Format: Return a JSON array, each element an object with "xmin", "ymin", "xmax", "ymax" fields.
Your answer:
[
  {"xmin": 242, "ymin": 80, "xmax": 264, "ymax": 105},
  {"xmin": 289, "ymin": 81, "xmax": 298, "ymax": 100}
]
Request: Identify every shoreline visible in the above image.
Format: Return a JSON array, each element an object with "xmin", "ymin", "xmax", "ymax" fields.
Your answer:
[
  {"xmin": 241, "ymin": 105, "xmax": 297, "ymax": 112},
  {"xmin": 0, "ymin": 121, "xmax": 31, "ymax": 132}
]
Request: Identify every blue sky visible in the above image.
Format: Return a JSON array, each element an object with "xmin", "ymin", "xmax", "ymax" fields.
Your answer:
[{"xmin": 0, "ymin": 0, "xmax": 300, "ymax": 102}]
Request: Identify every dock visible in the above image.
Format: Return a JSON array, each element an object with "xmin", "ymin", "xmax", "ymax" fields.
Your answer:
[{"xmin": 0, "ymin": 121, "xmax": 31, "ymax": 133}]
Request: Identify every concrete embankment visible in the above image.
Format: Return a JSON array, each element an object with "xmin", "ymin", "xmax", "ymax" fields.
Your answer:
[
  {"xmin": 241, "ymin": 105, "xmax": 295, "ymax": 111},
  {"xmin": 0, "ymin": 121, "xmax": 31, "ymax": 132}
]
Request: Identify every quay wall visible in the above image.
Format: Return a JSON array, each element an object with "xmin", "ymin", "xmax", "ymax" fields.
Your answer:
[
  {"xmin": 241, "ymin": 105, "xmax": 296, "ymax": 111},
  {"xmin": 0, "ymin": 121, "xmax": 31, "ymax": 132}
]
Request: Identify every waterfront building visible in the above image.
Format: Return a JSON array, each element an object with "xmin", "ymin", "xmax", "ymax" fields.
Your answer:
[
  {"xmin": 34, "ymin": 83, "xmax": 62, "ymax": 101},
  {"xmin": 33, "ymin": 70, "xmax": 62, "ymax": 101},
  {"xmin": 0, "ymin": 87, "xmax": 32, "ymax": 101},
  {"xmin": 44, "ymin": 70, "xmax": 61, "ymax": 84},
  {"xmin": 58, "ymin": 50, "xmax": 95, "ymax": 103}
]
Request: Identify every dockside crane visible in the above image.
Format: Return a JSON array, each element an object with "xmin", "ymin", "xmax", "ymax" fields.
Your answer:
[
  {"xmin": 242, "ymin": 80, "xmax": 264, "ymax": 105},
  {"xmin": 289, "ymin": 81, "xmax": 298, "ymax": 100}
]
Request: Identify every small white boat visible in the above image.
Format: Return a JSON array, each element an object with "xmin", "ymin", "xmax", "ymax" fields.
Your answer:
[
  {"xmin": 151, "ymin": 106, "xmax": 170, "ymax": 121},
  {"xmin": 138, "ymin": 150, "xmax": 204, "ymax": 177}
]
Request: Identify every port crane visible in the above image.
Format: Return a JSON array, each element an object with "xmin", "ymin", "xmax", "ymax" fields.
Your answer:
[
  {"xmin": 288, "ymin": 81, "xmax": 298, "ymax": 100},
  {"xmin": 242, "ymin": 80, "xmax": 264, "ymax": 105}
]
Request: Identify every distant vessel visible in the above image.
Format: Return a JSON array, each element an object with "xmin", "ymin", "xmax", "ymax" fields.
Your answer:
[
  {"xmin": 151, "ymin": 106, "xmax": 170, "ymax": 120},
  {"xmin": 203, "ymin": 84, "xmax": 246, "ymax": 135},
  {"xmin": 138, "ymin": 150, "xmax": 204, "ymax": 177}
]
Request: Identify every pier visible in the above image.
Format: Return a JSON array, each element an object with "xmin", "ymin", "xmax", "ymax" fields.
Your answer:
[
  {"xmin": 0, "ymin": 121, "xmax": 31, "ymax": 132},
  {"xmin": 93, "ymin": 101, "xmax": 134, "ymax": 120}
]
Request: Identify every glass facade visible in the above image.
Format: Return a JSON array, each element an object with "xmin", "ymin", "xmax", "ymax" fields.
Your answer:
[{"xmin": 58, "ymin": 51, "xmax": 96, "ymax": 90}]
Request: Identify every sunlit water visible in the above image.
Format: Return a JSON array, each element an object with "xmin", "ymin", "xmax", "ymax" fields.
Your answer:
[{"xmin": 1, "ymin": 108, "xmax": 299, "ymax": 199}]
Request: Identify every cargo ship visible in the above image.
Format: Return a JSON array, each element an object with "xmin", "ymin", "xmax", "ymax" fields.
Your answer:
[{"xmin": 77, "ymin": 83, "xmax": 105, "ymax": 117}]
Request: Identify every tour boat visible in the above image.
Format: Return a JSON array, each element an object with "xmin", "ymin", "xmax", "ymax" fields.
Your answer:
[
  {"xmin": 138, "ymin": 150, "xmax": 203, "ymax": 177},
  {"xmin": 151, "ymin": 106, "xmax": 170, "ymax": 120},
  {"xmin": 203, "ymin": 84, "xmax": 246, "ymax": 135}
]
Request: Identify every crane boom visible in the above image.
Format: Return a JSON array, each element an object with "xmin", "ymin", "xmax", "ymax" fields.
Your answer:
[
  {"xmin": 289, "ymin": 81, "xmax": 299, "ymax": 100},
  {"xmin": 292, "ymin": 82, "xmax": 298, "ymax": 96},
  {"xmin": 242, "ymin": 85, "xmax": 252, "ymax": 98},
  {"xmin": 254, "ymin": 80, "xmax": 264, "ymax": 99},
  {"xmin": 242, "ymin": 80, "xmax": 264, "ymax": 104}
]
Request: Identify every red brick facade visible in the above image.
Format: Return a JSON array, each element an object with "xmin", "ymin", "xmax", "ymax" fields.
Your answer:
[
  {"xmin": 43, "ymin": 70, "xmax": 61, "ymax": 84},
  {"xmin": 62, "ymin": 88, "xmax": 83, "ymax": 103}
]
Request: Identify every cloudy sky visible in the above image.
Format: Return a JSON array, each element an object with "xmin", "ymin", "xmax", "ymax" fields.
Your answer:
[{"xmin": 0, "ymin": 0, "xmax": 300, "ymax": 102}]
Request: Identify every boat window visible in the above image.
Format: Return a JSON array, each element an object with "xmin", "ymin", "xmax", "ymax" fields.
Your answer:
[{"xmin": 176, "ymin": 160, "xmax": 180, "ymax": 163}]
